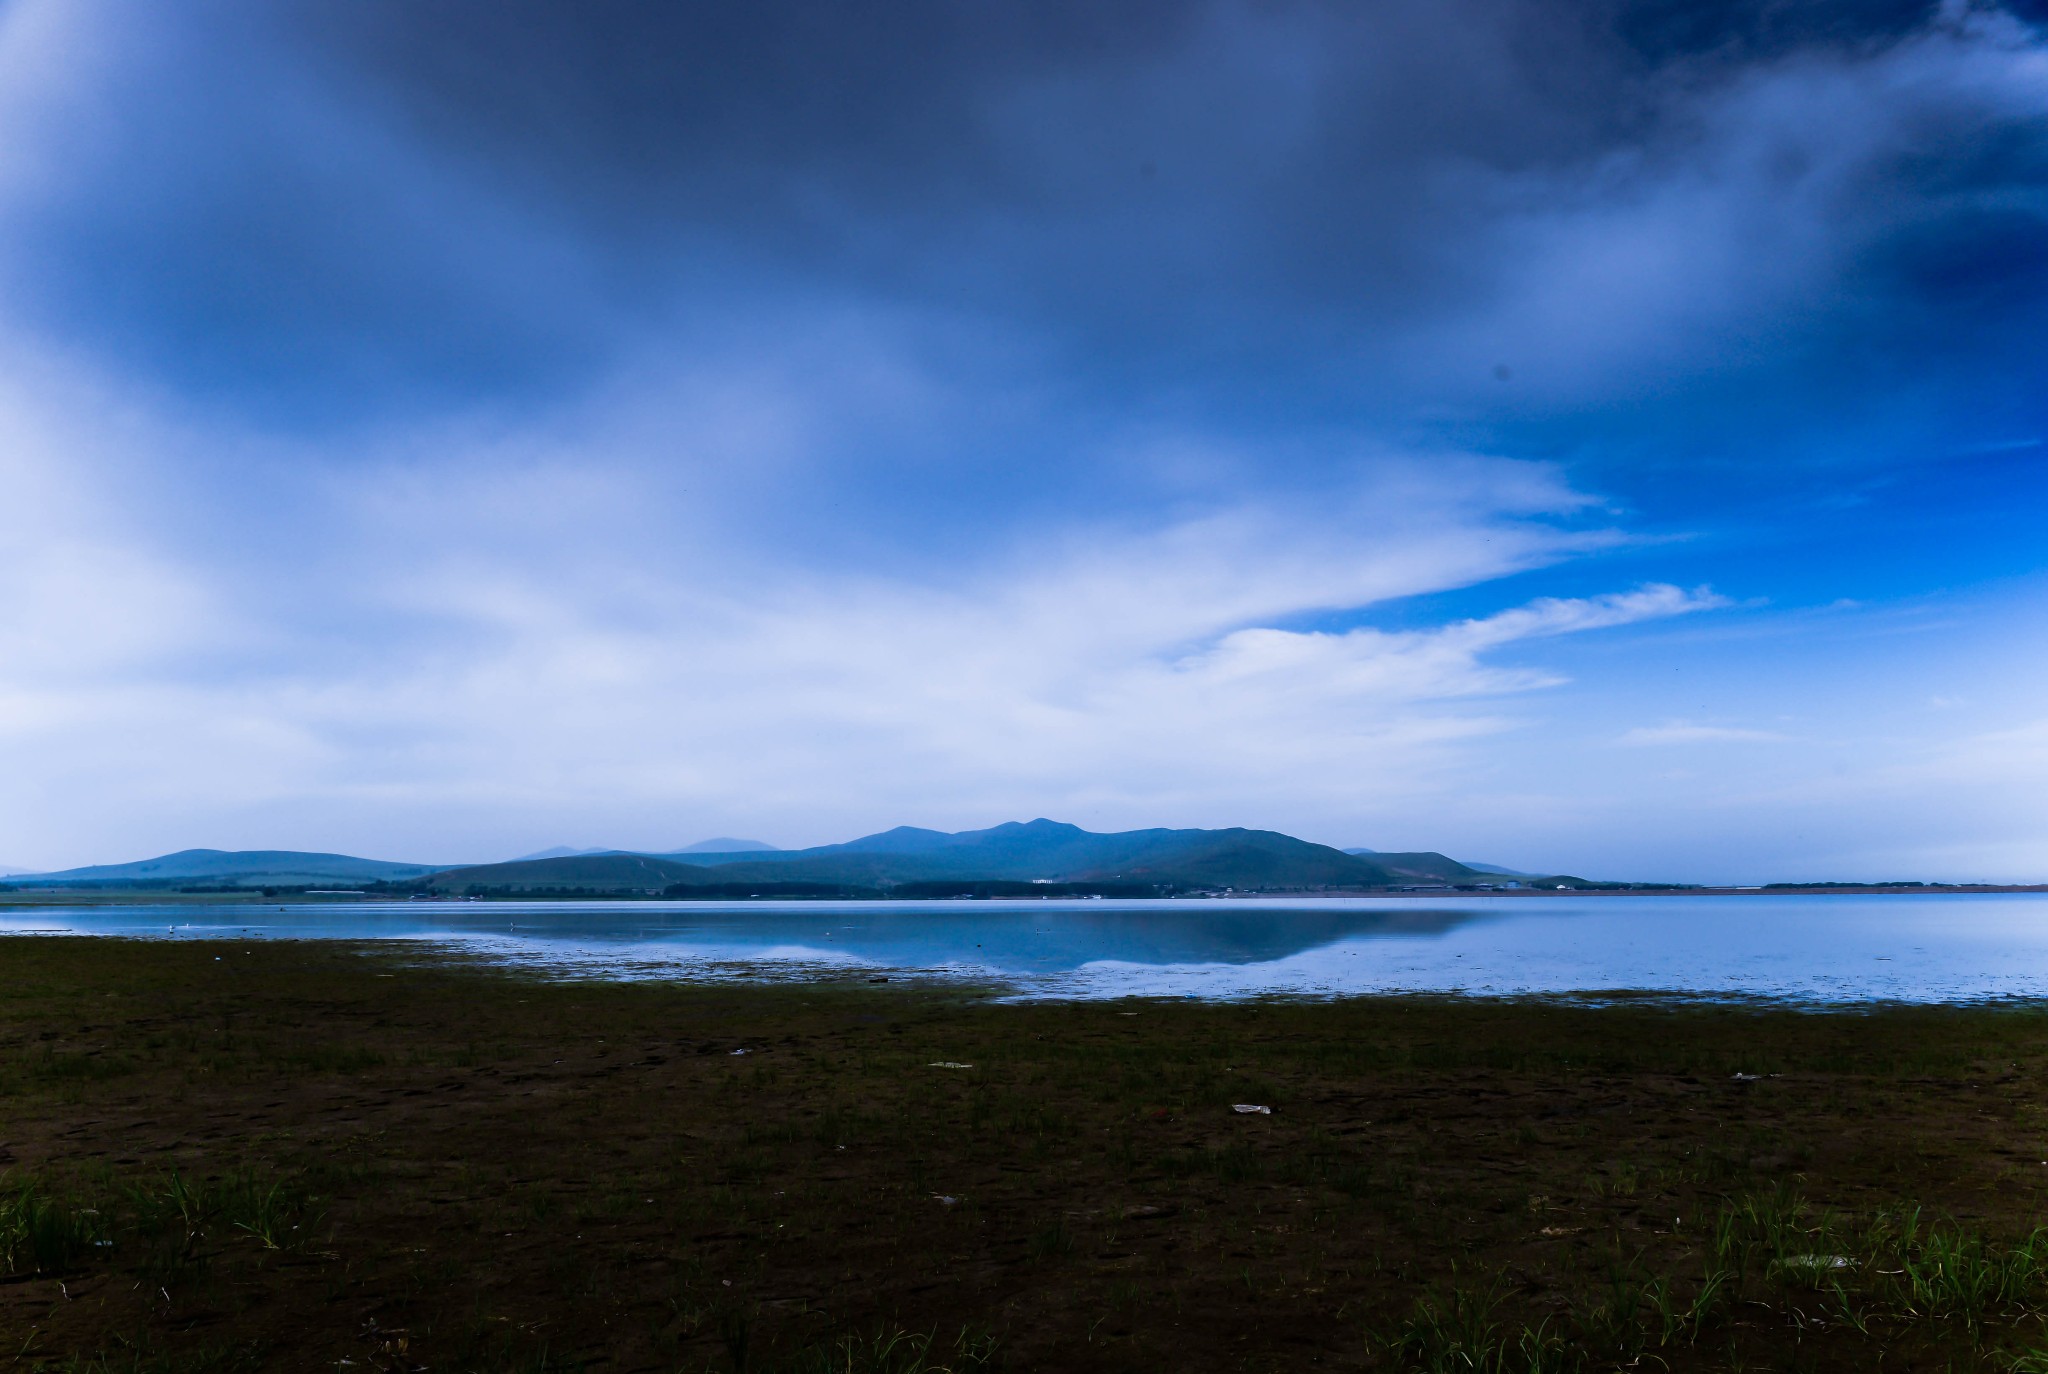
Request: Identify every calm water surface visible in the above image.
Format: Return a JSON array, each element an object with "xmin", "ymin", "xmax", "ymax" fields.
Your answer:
[{"xmin": 6, "ymin": 893, "xmax": 2048, "ymax": 1002}]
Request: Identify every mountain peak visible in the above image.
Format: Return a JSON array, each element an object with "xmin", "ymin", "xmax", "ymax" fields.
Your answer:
[
  {"xmin": 671, "ymin": 837, "xmax": 780, "ymax": 854},
  {"xmin": 984, "ymin": 818, "xmax": 1086, "ymax": 836},
  {"xmin": 512, "ymin": 846, "xmax": 617, "ymax": 862}
]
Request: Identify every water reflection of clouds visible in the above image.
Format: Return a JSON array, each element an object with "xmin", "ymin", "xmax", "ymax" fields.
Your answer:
[
  {"xmin": 9, "ymin": 895, "xmax": 2048, "ymax": 1003},
  {"xmin": 365, "ymin": 903, "xmax": 1503, "ymax": 976}
]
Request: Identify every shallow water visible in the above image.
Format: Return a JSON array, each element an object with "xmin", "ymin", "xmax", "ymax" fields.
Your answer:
[{"xmin": 7, "ymin": 892, "xmax": 2048, "ymax": 1002}]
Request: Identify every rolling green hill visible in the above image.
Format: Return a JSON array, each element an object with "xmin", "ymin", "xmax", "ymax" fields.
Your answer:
[
  {"xmin": 12, "ymin": 849, "xmax": 443, "ymax": 888},
  {"xmin": 415, "ymin": 853, "xmax": 713, "ymax": 893},
  {"xmin": 409, "ymin": 820, "xmax": 1491, "ymax": 894},
  {"xmin": 6, "ymin": 825, "xmax": 1566, "ymax": 897}
]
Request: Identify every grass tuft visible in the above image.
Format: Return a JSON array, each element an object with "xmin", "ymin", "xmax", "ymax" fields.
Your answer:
[
  {"xmin": 776, "ymin": 1325, "xmax": 997, "ymax": 1374},
  {"xmin": 0, "ymin": 1174, "xmax": 106, "ymax": 1274}
]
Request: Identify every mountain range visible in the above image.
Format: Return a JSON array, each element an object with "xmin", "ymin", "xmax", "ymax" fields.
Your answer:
[
  {"xmin": 513, "ymin": 838, "xmax": 783, "ymax": 861},
  {"xmin": 2, "ymin": 821, "xmax": 1585, "ymax": 894}
]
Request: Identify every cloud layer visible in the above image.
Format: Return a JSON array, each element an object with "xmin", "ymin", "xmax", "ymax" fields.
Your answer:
[{"xmin": 0, "ymin": 0, "xmax": 2045, "ymax": 878}]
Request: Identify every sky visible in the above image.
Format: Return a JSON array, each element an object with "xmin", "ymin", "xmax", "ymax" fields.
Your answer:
[{"xmin": 2, "ymin": 0, "xmax": 2046, "ymax": 882}]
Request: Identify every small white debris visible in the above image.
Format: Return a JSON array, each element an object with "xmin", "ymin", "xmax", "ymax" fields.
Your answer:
[
  {"xmin": 933, "ymin": 1194, "xmax": 959, "ymax": 1205},
  {"xmin": 1731, "ymin": 1072, "xmax": 1761, "ymax": 1082},
  {"xmin": 929, "ymin": 1061, "xmax": 973, "ymax": 1069},
  {"xmin": 1232, "ymin": 1104, "xmax": 1272, "ymax": 1115},
  {"xmin": 730, "ymin": 1048, "xmax": 749, "ymax": 1056},
  {"xmin": 1777, "ymin": 1254, "xmax": 1855, "ymax": 1271}
]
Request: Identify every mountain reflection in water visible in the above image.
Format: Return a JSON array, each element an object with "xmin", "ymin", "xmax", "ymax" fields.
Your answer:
[
  {"xmin": 8, "ymin": 894, "xmax": 2048, "ymax": 1003},
  {"xmin": 0, "ymin": 900, "xmax": 1486, "ymax": 972}
]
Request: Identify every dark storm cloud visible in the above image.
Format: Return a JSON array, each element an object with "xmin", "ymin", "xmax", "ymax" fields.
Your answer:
[
  {"xmin": 0, "ymin": 5, "xmax": 620, "ymax": 417},
  {"xmin": 3, "ymin": 0, "xmax": 2045, "ymax": 468}
]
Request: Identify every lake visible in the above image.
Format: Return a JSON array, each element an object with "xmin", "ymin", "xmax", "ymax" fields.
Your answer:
[{"xmin": 6, "ymin": 892, "xmax": 2048, "ymax": 1002}]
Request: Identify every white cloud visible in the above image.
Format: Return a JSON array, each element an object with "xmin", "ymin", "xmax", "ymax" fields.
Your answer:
[
  {"xmin": 0, "ymin": 341, "xmax": 1716, "ymax": 863},
  {"xmin": 1903, "ymin": 716, "xmax": 2048, "ymax": 790},
  {"xmin": 20, "ymin": 305, "xmax": 2041, "ymax": 884},
  {"xmin": 1618, "ymin": 722, "xmax": 1795, "ymax": 746},
  {"xmin": 1408, "ymin": 1, "xmax": 2048, "ymax": 405},
  {"xmin": 0, "ymin": 358, "xmax": 220, "ymax": 685},
  {"xmin": 1181, "ymin": 585, "xmax": 1723, "ymax": 701}
]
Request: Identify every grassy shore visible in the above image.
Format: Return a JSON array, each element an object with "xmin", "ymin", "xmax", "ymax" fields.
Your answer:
[{"xmin": 4, "ymin": 939, "xmax": 2048, "ymax": 1371}]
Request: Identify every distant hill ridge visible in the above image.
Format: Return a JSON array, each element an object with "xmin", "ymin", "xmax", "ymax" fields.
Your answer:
[
  {"xmin": 7, "ymin": 849, "xmax": 440, "ymax": 887},
  {"xmin": 6, "ymin": 824, "xmax": 1577, "ymax": 892},
  {"xmin": 417, "ymin": 819, "xmax": 1505, "ymax": 895},
  {"xmin": 1349, "ymin": 847, "xmax": 1536, "ymax": 878},
  {"xmin": 516, "ymin": 838, "xmax": 780, "ymax": 861}
]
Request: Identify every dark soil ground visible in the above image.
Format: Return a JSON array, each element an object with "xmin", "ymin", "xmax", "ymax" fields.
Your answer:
[{"xmin": 4, "ymin": 937, "xmax": 2048, "ymax": 1372}]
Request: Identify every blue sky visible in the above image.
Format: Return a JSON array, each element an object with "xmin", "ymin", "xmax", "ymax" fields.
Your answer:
[{"xmin": 2, "ymin": 0, "xmax": 2046, "ymax": 880}]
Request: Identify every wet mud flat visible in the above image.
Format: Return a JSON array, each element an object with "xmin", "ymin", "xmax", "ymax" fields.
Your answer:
[{"xmin": 4, "ymin": 938, "xmax": 2048, "ymax": 1371}]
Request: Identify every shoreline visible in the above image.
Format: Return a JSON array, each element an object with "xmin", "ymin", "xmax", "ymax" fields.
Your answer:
[{"xmin": 4, "ymin": 882, "xmax": 2046, "ymax": 907}]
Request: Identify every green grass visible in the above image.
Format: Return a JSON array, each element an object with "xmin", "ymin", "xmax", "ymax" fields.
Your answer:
[
  {"xmin": 773, "ymin": 1325, "xmax": 997, "ymax": 1374},
  {"xmin": 1370, "ymin": 1193, "xmax": 2048, "ymax": 1372},
  {"xmin": 10, "ymin": 937, "xmax": 2048, "ymax": 1370},
  {"xmin": 0, "ymin": 1164, "xmax": 317, "ymax": 1289},
  {"xmin": 0, "ymin": 1175, "xmax": 108, "ymax": 1275}
]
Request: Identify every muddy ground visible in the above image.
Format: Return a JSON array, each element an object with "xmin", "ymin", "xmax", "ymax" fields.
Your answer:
[{"xmin": 4, "ymin": 937, "xmax": 2048, "ymax": 1371}]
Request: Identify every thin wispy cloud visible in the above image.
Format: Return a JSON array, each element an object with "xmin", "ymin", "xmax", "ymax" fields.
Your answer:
[{"xmin": 1618, "ymin": 723, "xmax": 1796, "ymax": 746}]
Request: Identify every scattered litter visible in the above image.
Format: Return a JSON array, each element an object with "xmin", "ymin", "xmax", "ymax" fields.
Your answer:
[
  {"xmin": 933, "ymin": 1194, "xmax": 959, "ymax": 1206},
  {"xmin": 730, "ymin": 1049, "xmax": 750, "ymax": 1056},
  {"xmin": 929, "ymin": 1061, "xmax": 974, "ymax": 1069},
  {"xmin": 1777, "ymin": 1254, "xmax": 1855, "ymax": 1271},
  {"xmin": 1232, "ymin": 1104, "xmax": 1272, "ymax": 1115},
  {"xmin": 1539, "ymin": 1226, "xmax": 1581, "ymax": 1237},
  {"xmin": 1731, "ymin": 1072, "xmax": 1761, "ymax": 1082}
]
